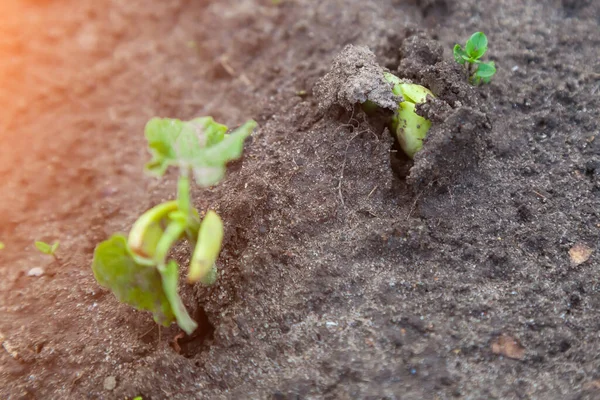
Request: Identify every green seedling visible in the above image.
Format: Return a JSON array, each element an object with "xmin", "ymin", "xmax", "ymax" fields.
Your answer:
[
  {"xmin": 363, "ymin": 73, "xmax": 435, "ymax": 159},
  {"xmin": 92, "ymin": 117, "xmax": 257, "ymax": 335},
  {"xmin": 35, "ymin": 241, "xmax": 60, "ymax": 259},
  {"xmin": 385, "ymin": 72, "xmax": 434, "ymax": 159},
  {"xmin": 0, "ymin": 242, "xmax": 4, "ymax": 250},
  {"xmin": 453, "ymin": 32, "xmax": 496, "ymax": 85}
]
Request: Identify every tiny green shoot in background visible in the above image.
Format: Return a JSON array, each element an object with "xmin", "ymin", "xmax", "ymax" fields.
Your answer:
[
  {"xmin": 453, "ymin": 32, "xmax": 496, "ymax": 85},
  {"xmin": 36, "ymin": 241, "xmax": 60, "ymax": 259}
]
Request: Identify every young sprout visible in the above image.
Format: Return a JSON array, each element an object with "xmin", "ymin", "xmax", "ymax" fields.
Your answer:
[
  {"xmin": 0, "ymin": 242, "xmax": 4, "ymax": 250},
  {"xmin": 453, "ymin": 32, "xmax": 496, "ymax": 85},
  {"xmin": 35, "ymin": 241, "xmax": 60, "ymax": 260},
  {"xmin": 363, "ymin": 73, "xmax": 435, "ymax": 159},
  {"xmin": 92, "ymin": 117, "xmax": 257, "ymax": 335},
  {"xmin": 384, "ymin": 72, "xmax": 434, "ymax": 159}
]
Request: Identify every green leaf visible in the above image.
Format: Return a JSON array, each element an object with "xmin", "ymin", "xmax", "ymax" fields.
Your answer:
[
  {"xmin": 191, "ymin": 120, "xmax": 257, "ymax": 187},
  {"xmin": 36, "ymin": 241, "xmax": 58, "ymax": 255},
  {"xmin": 144, "ymin": 118, "xmax": 185, "ymax": 176},
  {"xmin": 91, "ymin": 234, "xmax": 175, "ymax": 326},
  {"xmin": 465, "ymin": 32, "xmax": 488, "ymax": 60},
  {"xmin": 0, "ymin": 242, "xmax": 4, "ymax": 250},
  {"xmin": 453, "ymin": 44, "xmax": 467, "ymax": 65},
  {"xmin": 144, "ymin": 116, "xmax": 228, "ymax": 176},
  {"xmin": 144, "ymin": 117, "xmax": 256, "ymax": 187},
  {"xmin": 475, "ymin": 61, "xmax": 496, "ymax": 78},
  {"xmin": 189, "ymin": 211, "xmax": 223, "ymax": 284},
  {"xmin": 158, "ymin": 260, "xmax": 198, "ymax": 335}
]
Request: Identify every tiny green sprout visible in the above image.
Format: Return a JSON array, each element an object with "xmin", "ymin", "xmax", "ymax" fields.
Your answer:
[
  {"xmin": 92, "ymin": 117, "xmax": 257, "ymax": 335},
  {"xmin": 363, "ymin": 73, "xmax": 435, "ymax": 159},
  {"xmin": 0, "ymin": 242, "xmax": 4, "ymax": 250},
  {"xmin": 453, "ymin": 32, "xmax": 496, "ymax": 85},
  {"xmin": 35, "ymin": 241, "xmax": 60, "ymax": 259}
]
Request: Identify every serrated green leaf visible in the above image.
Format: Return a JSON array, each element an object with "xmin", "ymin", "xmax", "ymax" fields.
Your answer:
[
  {"xmin": 465, "ymin": 32, "xmax": 488, "ymax": 60},
  {"xmin": 91, "ymin": 234, "xmax": 175, "ymax": 326},
  {"xmin": 158, "ymin": 260, "xmax": 198, "ymax": 335},
  {"xmin": 188, "ymin": 117, "xmax": 227, "ymax": 147},
  {"xmin": 191, "ymin": 120, "xmax": 257, "ymax": 187},
  {"xmin": 453, "ymin": 44, "xmax": 467, "ymax": 65},
  {"xmin": 475, "ymin": 61, "xmax": 496, "ymax": 78},
  {"xmin": 144, "ymin": 118, "xmax": 185, "ymax": 176},
  {"xmin": 144, "ymin": 117, "xmax": 256, "ymax": 187},
  {"xmin": 144, "ymin": 117, "xmax": 228, "ymax": 177}
]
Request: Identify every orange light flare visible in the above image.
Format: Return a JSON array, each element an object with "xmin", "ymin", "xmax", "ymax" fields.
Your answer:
[{"xmin": 0, "ymin": 1, "xmax": 100, "ymax": 252}]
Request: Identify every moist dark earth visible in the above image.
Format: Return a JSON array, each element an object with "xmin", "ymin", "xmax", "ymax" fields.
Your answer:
[{"xmin": 1, "ymin": 0, "xmax": 599, "ymax": 399}]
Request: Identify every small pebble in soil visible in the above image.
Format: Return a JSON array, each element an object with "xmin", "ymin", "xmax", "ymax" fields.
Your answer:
[
  {"xmin": 27, "ymin": 267, "xmax": 44, "ymax": 277},
  {"xmin": 104, "ymin": 376, "xmax": 117, "ymax": 391}
]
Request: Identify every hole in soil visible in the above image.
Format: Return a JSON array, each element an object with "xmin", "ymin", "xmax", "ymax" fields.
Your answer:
[
  {"xmin": 179, "ymin": 307, "xmax": 214, "ymax": 358},
  {"xmin": 361, "ymin": 106, "xmax": 414, "ymax": 180},
  {"xmin": 390, "ymin": 138, "xmax": 414, "ymax": 180}
]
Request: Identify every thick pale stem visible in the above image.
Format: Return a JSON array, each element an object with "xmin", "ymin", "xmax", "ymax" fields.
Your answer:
[
  {"xmin": 154, "ymin": 220, "xmax": 187, "ymax": 267},
  {"xmin": 177, "ymin": 176, "xmax": 191, "ymax": 218}
]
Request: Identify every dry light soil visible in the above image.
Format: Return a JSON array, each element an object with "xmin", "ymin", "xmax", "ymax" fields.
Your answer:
[{"xmin": 1, "ymin": 0, "xmax": 600, "ymax": 399}]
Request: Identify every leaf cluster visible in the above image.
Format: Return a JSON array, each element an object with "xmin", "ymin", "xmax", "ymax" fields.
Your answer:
[
  {"xmin": 92, "ymin": 118, "xmax": 256, "ymax": 334},
  {"xmin": 453, "ymin": 32, "xmax": 496, "ymax": 85}
]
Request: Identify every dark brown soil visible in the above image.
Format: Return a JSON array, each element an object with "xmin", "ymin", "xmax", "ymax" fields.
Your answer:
[{"xmin": 1, "ymin": 0, "xmax": 599, "ymax": 399}]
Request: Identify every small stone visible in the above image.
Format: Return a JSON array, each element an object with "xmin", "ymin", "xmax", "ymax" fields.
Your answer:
[
  {"xmin": 569, "ymin": 244, "xmax": 593, "ymax": 266},
  {"xmin": 491, "ymin": 334, "xmax": 525, "ymax": 360},
  {"xmin": 27, "ymin": 268, "xmax": 44, "ymax": 277},
  {"xmin": 103, "ymin": 376, "xmax": 117, "ymax": 391}
]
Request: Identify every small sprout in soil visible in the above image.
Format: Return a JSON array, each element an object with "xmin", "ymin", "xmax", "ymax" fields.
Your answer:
[
  {"xmin": 92, "ymin": 117, "xmax": 257, "ymax": 335},
  {"xmin": 453, "ymin": 32, "xmax": 496, "ymax": 85},
  {"xmin": 0, "ymin": 242, "xmax": 4, "ymax": 250},
  {"xmin": 363, "ymin": 72, "xmax": 435, "ymax": 159},
  {"xmin": 35, "ymin": 241, "xmax": 60, "ymax": 259}
]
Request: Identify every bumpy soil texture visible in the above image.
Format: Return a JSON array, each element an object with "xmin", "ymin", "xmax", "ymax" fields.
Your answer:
[{"xmin": 1, "ymin": 0, "xmax": 600, "ymax": 399}]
